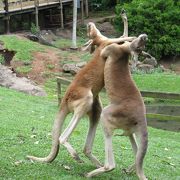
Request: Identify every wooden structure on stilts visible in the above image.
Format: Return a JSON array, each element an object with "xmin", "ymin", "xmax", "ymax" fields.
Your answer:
[{"xmin": 0, "ymin": 0, "xmax": 89, "ymax": 33}]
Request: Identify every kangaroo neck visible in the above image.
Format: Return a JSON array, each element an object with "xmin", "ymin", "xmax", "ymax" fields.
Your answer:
[{"xmin": 104, "ymin": 56, "xmax": 138, "ymax": 103}]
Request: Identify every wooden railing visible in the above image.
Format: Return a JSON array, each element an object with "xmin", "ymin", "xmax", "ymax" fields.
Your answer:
[
  {"xmin": 57, "ymin": 77, "xmax": 180, "ymax": 131},
  {"xmin": 0, "ymin": 0, "xmax": 72, "ymax": 13}
]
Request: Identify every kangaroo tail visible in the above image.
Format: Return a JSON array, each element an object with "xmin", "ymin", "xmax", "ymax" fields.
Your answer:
[
  {"xmin": 27, "ymin": 109, "xmax": 68, "ymax": 163},
  {"xmin": 135, "ymin": 126, "xmax": 148, "ymax": 179}
]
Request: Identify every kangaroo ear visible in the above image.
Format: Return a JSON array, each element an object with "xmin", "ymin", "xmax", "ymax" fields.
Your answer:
[
  {"xmin": 87, "ymin": 22, "xmax": 96, "ymax": 38},
  {"xmin": 81, "ymin": 40, "xmax": 94, "ymax": 53},
  {"xmin": 101, "ymin": 45, "xmax": 112, "ymax": 59}
]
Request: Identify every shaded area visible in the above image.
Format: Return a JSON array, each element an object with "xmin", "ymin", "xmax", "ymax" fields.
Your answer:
[
  {"xmin": 147, "ymin": 105, "xmax": 180, "ymax": 132},
  {"xmin": 147, "ymin": 119, "xmax": 180, "ymax": 132}
]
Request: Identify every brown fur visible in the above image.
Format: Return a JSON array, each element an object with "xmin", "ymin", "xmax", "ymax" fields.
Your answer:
[
  {"xmin": 86, "ymin": 35, "xmax": 148, "ymax": 180},
  {"xmin": 27, "ymin": 22, "xmax": 135, "ymax": 167}
]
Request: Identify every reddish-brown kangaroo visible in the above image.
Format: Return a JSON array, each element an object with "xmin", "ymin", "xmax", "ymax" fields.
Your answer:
[
  {"xmin": 27, "ymin": 21, "xmax": 135, "ymax": 167},
  {"xmin": 86, "ymin": 34, "xmax": 148, "ymax": 180}
]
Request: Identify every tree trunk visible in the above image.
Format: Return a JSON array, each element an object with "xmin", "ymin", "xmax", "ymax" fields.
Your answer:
[{"xmin": 71, "ymin": 0, "xmax": 78, "ymax": 49}]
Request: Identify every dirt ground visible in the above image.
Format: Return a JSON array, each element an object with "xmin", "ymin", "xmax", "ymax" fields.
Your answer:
[{"xmin": 29, "ymin": 49, "xmax": 62, "ymax": 84}]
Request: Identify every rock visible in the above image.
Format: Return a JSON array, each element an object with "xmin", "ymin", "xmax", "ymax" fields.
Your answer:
[
  {"xmin": 62, "ymin": 62, "xmax": 87, "ymax": 75},
  {"xmin": 143, "ymin": 57, "xmax": 157, "ymax": 67},
  {"xmin": 137, "ymin": 64, "xmax": 154, "ymax": 73},
  {"xmin": 26, "ymin": 31, "xmax": 55, "ymax": 47},
  {"xmin": 63, "ymin": 64, "xmax": 81, "ymax": 75},
  {"xmin": 159, "ymin": 65, "xmax": 170, "ymax": 73},
  {"xmin": 0, "ymin": 64, "xmax": 46, "ymax": 96},
  {"xmin": 26, "ymin": 34, "xmax": 39, "ymax": 42},
  {"xmin": 76, "ymin": 62, "xmax": 87, "ymax": 68}
]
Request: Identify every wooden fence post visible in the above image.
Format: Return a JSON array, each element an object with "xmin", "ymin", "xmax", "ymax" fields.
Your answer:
[
  {"xmin": 34, "ymin": 0, "xmax": 39, "ymax": 29},
  {"xmin": 4, "ymin": 0, "xmax": 10, "ymax": 34},
  {"xmin": 59, "ymin": 0, "xmax": 64, "ymax": 29}
]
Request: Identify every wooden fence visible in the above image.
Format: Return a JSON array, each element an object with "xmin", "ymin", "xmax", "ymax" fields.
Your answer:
[
  {"xmin": 57, "ymin": 77, "xmax": 180, "ymax": 131},
  {"xmin": 0, "ymin": 0, "xmax": 72, "ymax": 13}
]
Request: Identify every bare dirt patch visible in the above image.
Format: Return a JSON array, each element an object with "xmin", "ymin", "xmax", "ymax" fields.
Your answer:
[{"xmin": 28, "ymin": 48, "xmax": 62, "ymax": 84}]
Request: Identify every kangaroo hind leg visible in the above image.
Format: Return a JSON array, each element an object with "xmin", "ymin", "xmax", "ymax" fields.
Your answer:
[
  {"xmin": 59, "ymin": 90, "xmax": 93, "ymax": 163},
  {"xmin": 83, "ymin": 95, "xmax": 103, "ymax": 168}
]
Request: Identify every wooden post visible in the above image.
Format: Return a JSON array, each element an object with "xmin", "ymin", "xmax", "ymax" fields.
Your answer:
[
  {"xmin": 4, "ymin": 0, "xmax": 10, "ymax": 34},
  {"xmin": 59, "ymin": 0, "xmax": 64, "ymax": 29},
  {"xmin": 71, "ymin": 0, "xmax": 78, "ymax": 49},
  {"xmin": 20, "ymin": 0, "xmax": 22, "ymax": 10},
  {"xmin": 34, "ymin": 0, "xmax": 39, "ymax": 29},
  {"xmin": 85, "ymin": 0, "xmax": 88, "ymax": 17},
  {"xmin": 81, "ymin": 0, "xmax": 84, "ymax": 25}
]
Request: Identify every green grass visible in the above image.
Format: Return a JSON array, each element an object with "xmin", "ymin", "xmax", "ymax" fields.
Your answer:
[
  {"xmin": 133, "ymin": 73, "xmax": 180, "ymax": 93},
  {"xmin": 16, "ymin": 65, "xmax": 32, "ymax": 74},
  {"xmin": 0, "ymin": 86, "xmax": 179, "ymax": 180},
  {"xmin": 54, "ymin": 37, "xmax": 87, "ymax": 49},
  {"xmin": 0, "ymin": 35, "xmax": 43, "ymax": 63}
]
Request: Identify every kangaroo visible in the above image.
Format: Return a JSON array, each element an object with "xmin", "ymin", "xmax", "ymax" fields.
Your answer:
[
  {"xmin": 86, "ymin": 34, "xmax": 148, "ymax": 180},
  {"xmin": 27, "ymin": 21, "xmax": 136, "ymax": 167}
]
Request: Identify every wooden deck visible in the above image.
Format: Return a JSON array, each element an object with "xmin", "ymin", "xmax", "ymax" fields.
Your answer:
[{"xmin": 0, "ymin": 0, "xmax": 73, "ymax": 14}]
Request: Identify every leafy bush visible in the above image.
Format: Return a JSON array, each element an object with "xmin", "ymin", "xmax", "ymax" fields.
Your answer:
[
  {"xmin": 90, "ymin": 0, "xmax": 117, "ymax": 10},
  {"xmin": 115, "ymin": 0, "xmax": 180, "ymax": 59},
  {"xmin": 30, "ymin": 23, "xmax": 40, "ymax": 35}
]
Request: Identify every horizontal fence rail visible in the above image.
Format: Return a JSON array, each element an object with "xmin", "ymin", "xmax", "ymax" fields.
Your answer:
[
  {"xmin": 57, "ymin": 77, "xmax": 180, "ymax": 132},
  {"xmin": 57, "ymin": 77, "xmax": 180, "ymax": 101}
]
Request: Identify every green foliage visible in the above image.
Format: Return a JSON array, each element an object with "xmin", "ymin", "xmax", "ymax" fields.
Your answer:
[
  {"xmin": 0, "ymin": 54, "xmax": 5, "ymax": 64},
  {"xmin": 90, "ymin": 0, "xmax": 117, "ymax": 10},
  {"xmin": 0, "ymin": 35, "xmax": 43, "ymax": 63},
  {"xmin": 115, "ymin": 0, "xmax": 180, "ymax": 59},
  {"xmin": 30, "ymin": 23, "xmax": 40, "ymax": 35}
]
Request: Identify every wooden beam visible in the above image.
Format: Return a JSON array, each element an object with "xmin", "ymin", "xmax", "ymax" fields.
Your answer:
[
  {"xmin": 4, "ymin": 0, "xmax": 10, "ymax": 34},
  {"xmin": 34, "ymin": 0, "xmax": 39, "ymax": 29},
  {"xmin": 57, "ymin": 77, "xmax": 180, "ymax": 102},
  {"xmin": 141, "ymin": 90, "xmax": 180, "ymax": 100},
  {"xmin": 59, "ymin": 0, "xmax": 64, "ymax": 29},
  {"xmin": 147, "ymin": 113, "xmax": 180, "ymax": 121}
]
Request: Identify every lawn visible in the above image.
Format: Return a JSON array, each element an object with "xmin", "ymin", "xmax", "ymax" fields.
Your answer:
[
  {"xmin": 0, "ymin": 86, "xmax": 179, "ymax": 180},
  {"xmin": 0, "ymin": 35, "xmax": 44, "ymax": 63},
  {"xmin": 0, "ymin": 34, "xmax": 180, "ymax": 179},
  {"xmin": 133, "ymin": 73, "xmax": 180, "ymax": 93}
]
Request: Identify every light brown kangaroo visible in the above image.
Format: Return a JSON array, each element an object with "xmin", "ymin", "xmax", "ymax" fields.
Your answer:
[
  {"xmin": 86, "ymin": 34, "xmax": 148, "ymax": 180},
  {"xmin": 27, "ymin": 21, "xmax": 136, "ymax": 167}
]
